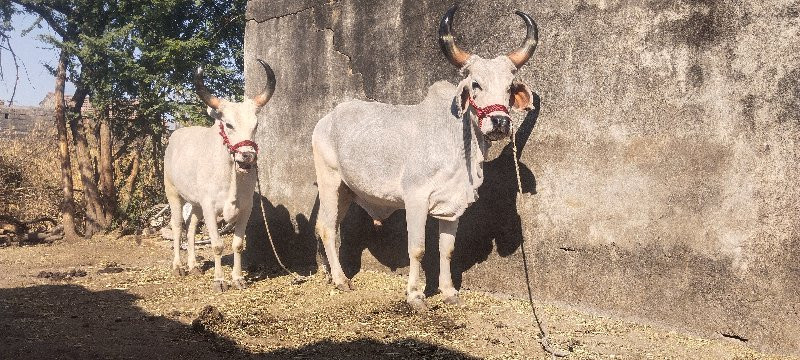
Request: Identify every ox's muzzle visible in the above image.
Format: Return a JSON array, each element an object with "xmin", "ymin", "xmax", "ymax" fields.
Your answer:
[
  {"xmin": 487, "ymin": 115, "xmax": 511, "ymax": 141},
  {"xmin": 233, "ymin": 150, "xmax": 257, "ymax": 173},
  {"xmin": 470, "ymin": 98, "xmax": 512, "ymax": 141}
]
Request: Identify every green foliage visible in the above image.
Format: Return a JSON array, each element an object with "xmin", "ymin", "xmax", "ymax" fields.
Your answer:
[
  {"xmin": 7, "ymin": 0, "xmax": 247, "ymax": 228},
  {"xmin": 10, "ymin": 0, "xmax": 245, "ymax": 125}
]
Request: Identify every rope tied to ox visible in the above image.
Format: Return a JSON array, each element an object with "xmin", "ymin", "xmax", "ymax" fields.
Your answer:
[
  {"xmin": 255, "ymin": 168, "xmax": 311, "ymax": 285},
  {"xmin": 510, "ymin": 121, "xmax": 570, "ymax": 358}
]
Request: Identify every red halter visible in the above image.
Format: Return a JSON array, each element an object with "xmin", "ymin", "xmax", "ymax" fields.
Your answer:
[
  {"xmin": 468, "ymin": 97, "xmax": 509, "ymax": 128},
  {"xmin": 218, "ymin": 121, "xmax": 259, "ymax": 154}
]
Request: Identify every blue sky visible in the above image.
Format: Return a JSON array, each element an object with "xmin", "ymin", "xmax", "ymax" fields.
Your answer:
[{"xmin": 1, "ymin": 12, "xmax": 75, "ymax": 106}]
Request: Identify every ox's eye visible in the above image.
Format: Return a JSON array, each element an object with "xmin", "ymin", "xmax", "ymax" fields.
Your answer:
[
  {"xmin": 225, "ymin": 123, "xmax": 235, "ymax": 130},
  {"xmin": 471, "ymin": 81, "xmax": 482, "ymax": 91}
]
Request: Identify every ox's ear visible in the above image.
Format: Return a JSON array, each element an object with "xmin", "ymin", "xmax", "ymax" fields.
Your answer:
[
  {"xmin": 455, "ymin": 78, "xmax": 473, "ymax": 115},
  {"xmin": 509, "ymin": 82, "xmax": 534, "ymax": 111}
]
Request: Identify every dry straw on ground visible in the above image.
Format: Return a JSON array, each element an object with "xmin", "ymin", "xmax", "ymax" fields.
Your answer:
[{"xmin": 0, "ymin": 235, "xmax": 787, "ymax": 359}]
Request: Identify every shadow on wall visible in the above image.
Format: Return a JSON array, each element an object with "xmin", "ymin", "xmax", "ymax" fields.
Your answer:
[
  {"xmin": 0, "ymin": 284, "xmax": 475, "ymax": 359},
  {"xmin": 338, "ymin": 94, "xmax": 542, "ymax": 293},
  {"xmin": 244, "ymin": 193, "xmax": 320, "ymax": 276}
]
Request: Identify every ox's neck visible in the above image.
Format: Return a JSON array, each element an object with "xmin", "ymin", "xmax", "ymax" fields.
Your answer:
[
  {"xmin": 460, "ymin": 107, "xmax": 489, "ymax": 193},
  {"xmin": 204, "ymin": 124, "xmax": 256, "ymax": 222}
]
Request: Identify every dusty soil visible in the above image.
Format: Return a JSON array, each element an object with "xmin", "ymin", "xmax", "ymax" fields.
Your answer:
[{"xmin": 0, "ymin": 235, "xmax": 793, "ymax": 359}]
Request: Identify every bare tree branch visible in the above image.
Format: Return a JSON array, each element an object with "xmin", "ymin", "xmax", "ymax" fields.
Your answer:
[
  {"xmin": 11, "ymin": 1, "xmax": 69, "ymax": 39},
  {"xmin": 0, "ymin": 35, "xmax": 20, "ymax": 105}
]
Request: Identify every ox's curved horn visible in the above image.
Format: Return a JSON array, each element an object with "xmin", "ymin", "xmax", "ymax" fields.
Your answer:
[
  {"xmin": 438, "ymin": 5, "xmax": 472, "ymax": 68},
  {"xmin": 194, "ymin": 66, "xmax": 222, "ymax": 109},
  {"xmin": 507, "ymin": 10, "xmax": 539, "ymax": 69},
  {"xmin": 252, "ymin": 59, "xmax": 276, "ymax": 107}
]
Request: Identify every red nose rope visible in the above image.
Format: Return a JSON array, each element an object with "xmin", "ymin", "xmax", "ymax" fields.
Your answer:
[
  {"xmin": 218, "ymin": 121, "xmax": 259, "ymax": 154},
  {"xmin": 468, "ymin": 97, "xmax": 509, "ymax": 128}
]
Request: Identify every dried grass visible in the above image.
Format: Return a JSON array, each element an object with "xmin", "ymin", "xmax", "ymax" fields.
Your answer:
[{"xmin": 0, "ymin": 119, "xmax": 63, "ymax": 221}]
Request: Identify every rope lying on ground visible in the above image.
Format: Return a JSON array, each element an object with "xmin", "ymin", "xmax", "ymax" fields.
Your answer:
[
  {"xmin": 510, "ymin": 122, "xmax": 570, "ymax": 358},
  {"xmin": 255, "ymin": 170, "xmax": 311, "ymax": 285}
]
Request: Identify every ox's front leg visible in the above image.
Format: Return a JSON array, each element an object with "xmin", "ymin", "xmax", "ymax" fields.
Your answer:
[
  {"xmin": 438, "ymin": 219, "xmax": 461, "ymax": 305},
  {"xmin": 405, "ymin": 202, "xmax": 429, "ymax": 312},
  {"xmin": 230, "ymin": 205, "xmax": 252, "ymax": 290},
  {"xmin": 202, "ymin": 204, "xmax": 228, "ymax": 292}
]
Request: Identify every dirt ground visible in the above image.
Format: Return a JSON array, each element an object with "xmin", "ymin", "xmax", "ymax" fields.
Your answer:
[{"xmin": 0, "ymin": 235, "xmax": 794, "ymax": 359}]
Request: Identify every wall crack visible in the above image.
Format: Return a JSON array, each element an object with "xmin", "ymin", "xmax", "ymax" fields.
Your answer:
[
  {"xmin": 248, "ymin": 1, "xmax": 382, "ymax": 103},
  {"xmin": 246, "ymin": 4, "xmax": 318, "ymax": 23}
]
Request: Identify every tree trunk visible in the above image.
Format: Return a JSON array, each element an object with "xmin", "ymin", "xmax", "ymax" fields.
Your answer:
[
  {"xmin": 53, "ymin": 50, "xmax": 79, "ymax": 241},
  {"xmin": 68, "ymin": 89, "xmax": 106, "ymax": 236},
  {"xmin": 99, "ymin": 108, "xmax": 116, "ymax": 226},
  {"xmin": 120, "ymin": 140, "xmax": 142, "ymax": 214}
]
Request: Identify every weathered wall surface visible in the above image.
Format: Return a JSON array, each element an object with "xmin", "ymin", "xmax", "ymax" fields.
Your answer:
[
  {"xmin": 244, "ymin": 0, "xmax": 800, "ymax": 355},
  {"xmin": 0, "ymin": 105, "xmax": 52, "ymax": 137}
]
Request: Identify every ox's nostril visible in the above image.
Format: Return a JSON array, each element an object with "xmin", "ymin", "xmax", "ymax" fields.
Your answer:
[
  {"xmin": 241, "ymin": 152, "xmax": 257, "ymax": 163},
  {"xmin": 490, "ymin": 115, "xmax": 511, "ymax": 130}
]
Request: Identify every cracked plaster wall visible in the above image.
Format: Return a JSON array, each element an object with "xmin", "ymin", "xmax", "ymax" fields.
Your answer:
[{"xmin": 244, "ymin": 0, "xmax": 800, "ymax": 355}]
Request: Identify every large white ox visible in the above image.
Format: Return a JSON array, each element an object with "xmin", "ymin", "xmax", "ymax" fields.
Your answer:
[
  {"xmin": 312, "ymin": 6, "xmax": 538, "ymax": 311},
  {"xmin": 164, "ymin": 60, "xmax": 275, "ymax": 292}
]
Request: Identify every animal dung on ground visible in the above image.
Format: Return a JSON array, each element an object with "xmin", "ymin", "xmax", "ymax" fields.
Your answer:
[
  {"xmin": 36, "ymin": 269, "xmax": 87, "ymax": 281},
  {"xmin": 192, "ymin": 305, "xmax": 224, "ymax": 333}
]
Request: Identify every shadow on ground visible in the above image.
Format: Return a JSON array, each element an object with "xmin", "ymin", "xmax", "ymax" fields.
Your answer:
[
  {"xmin": 0, "ymin": 284, "xmax": 240, "ymax": 359},
  {"xmin": 0, "ymin": 284, "xmax": 475, "ymax": 359}
]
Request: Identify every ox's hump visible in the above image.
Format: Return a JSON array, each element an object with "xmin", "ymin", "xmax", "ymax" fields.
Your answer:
[{"xmin": 423, "ymin": 80, "xmax": 458, "ymax": 105}]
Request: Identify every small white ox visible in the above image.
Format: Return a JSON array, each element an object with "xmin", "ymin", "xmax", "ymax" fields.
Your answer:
[
  {"xmin": 164, "ymin": 60, "xmax": 275, "ymax": 292},
  {"xmin": 312, "ymin": 5, "xmax": 538, "ymax": 311}
]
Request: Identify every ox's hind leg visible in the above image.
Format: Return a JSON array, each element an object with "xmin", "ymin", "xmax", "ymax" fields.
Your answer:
[
  {"xmin": 186, "ymin": 205, "xmax": 203, "ymax": 276},
  {"xmin": 438, "ymin": 219, "xmax": 461, "ymax": 305},
  {"xmin": 405, "ymin": 200, "xmax": 429, "ymax": 312},
  {"xmin": 166, "ymin": 182, "xmax": 186, "ymax": 276},
  {"xmin": 202, "ymin": 203, "xmax": 228, "ymax": 292},
  {"xmin": 316, "ymin": 177, "xmax": 353, "ymax": 291}
]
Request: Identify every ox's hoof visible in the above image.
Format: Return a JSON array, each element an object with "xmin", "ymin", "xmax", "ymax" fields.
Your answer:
[
  {"xmin": 212, "ymin": 280, "xmax": 228, "ymax": 293},
  {"xmin": 189, "ymin": 267, "xmax": 204, "ymax": 276},
  {"xmin": 232, "ymin": 278, "xmax": 248, "ymax": 290},
  {"xmin": 172, "ymin": 267, "xmax": 187, "ymax": 277},
  {"xmin": 443, "ymin": 295, "xmax": 463, "ymax": 306},
  {"xmin": 407, "ymin": 298, "xmax": 429, "ymax": 313},
  {"xmin": 335, "ymin": 279, "xmax": 355, "ymax": 292}
]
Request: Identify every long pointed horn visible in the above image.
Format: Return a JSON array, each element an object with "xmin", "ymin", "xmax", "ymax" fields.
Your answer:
[
  {"xmin": 252, "ymin": 59, "xmax": 276, "ymax": 107},
  {"xmin": 507, "ymin": 10, "xmax": 539, "ymax": 69},
  {"xmin": 194, "ymin": 66, "xmax": 222, "ymax": 109},
  {"xmin": 438, "ymin": 5, "xmax": 472, "ymax": 68}
]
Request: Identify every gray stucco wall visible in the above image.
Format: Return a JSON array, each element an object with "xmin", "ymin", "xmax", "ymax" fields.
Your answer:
[{"xmin": 243, "ymin": 0, "xmax": 800, "ymax": 355}]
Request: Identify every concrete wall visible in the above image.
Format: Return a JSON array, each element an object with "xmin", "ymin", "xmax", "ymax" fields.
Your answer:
[{"xmin": 244, "ymin": 0, "xmax": 800, "ymax": 355}]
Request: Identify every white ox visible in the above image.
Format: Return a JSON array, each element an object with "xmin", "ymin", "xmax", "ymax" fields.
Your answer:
[
  {"xmin": 312, "ymin": 5, "xmax": 538, "ymax": 311},
  {"xmin": 164, "ymin": 60, "xmax": 275, "ymax": 292}
]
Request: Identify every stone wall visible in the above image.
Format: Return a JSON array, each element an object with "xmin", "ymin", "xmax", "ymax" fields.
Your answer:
[
  {"xmin": 243, "ymin": 0, "xmax": 800, "ymax": 355},
  {"xmin": 0, "ymin": 105, "xmax": 52, "ymax": 137}
]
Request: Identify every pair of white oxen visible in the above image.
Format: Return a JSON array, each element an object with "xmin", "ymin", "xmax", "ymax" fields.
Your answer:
[{"xmin": 164, "ymin": 6, "xmax": 539, "ymax": 311}]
